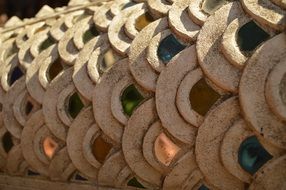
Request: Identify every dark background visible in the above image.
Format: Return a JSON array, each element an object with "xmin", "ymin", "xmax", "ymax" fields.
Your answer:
[{"xmin": 0, "ymin": 0, "xmax": 69, "ymax": 26}]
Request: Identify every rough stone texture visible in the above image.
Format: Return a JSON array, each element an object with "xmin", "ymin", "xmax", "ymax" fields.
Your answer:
[{"xmin": 0, "ymin": 0, "xmax": 285, "ymax": 189}]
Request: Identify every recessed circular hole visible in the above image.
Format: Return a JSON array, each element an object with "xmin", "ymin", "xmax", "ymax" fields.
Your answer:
[
  {"xmin": 67, "ymin": 92, "xmax": 84, "ymax": 119},
  {"xmin": 43, "ymin": 136, "xmax": 58, "ymax": 159},
  {"xmin": 25, "ymin": 101, "xmax": 34, "ymax": 115},
  {"xmin": 127, "ymin": 177, "xmax": 145, "ymax": 189},
  {"xmin": 2, "ymin": 132, "xmax": 13, "ymax": 153},
  {"xmin": 8, "ymin": 66, "xmax": 24, "ymax": 86},
  {"xmin": 157, "ymin": 34, "xmax": 186, "ymax": 64},
  {"xmin": 23, "ymin": 34, "xmax": 29, "ymax": 41},
  {"xmin": 189, "ymin": 78, "xmax": 221, "ymax": 116},
  {"xmin": 73, "ymin": 172, "xmax": 88, "ymax": 181},
  {"xmin": 237, "ymin": 21, "xmax": 270, "ymax": 55},
  {"xmin": 135, "ymin": 12, "xmax": 154, "ymax": 32},
  {"xmin": 154, "ymin": 133, "xmax": 180, "ymax": 166},
  {"xmin": 98, "ymin": 49, "xmax": 121, "ymax": 74},
  {"xmin": 82, "ymin": 24, "xmax": 99, "ymax": 44},
  {"xmin": 198, "ymin": 184, "xmax": 209, "ymax": 190},
  {"xmin": 39, "ymin": 36, "xmax": 56, "ymax": 52},
  {"xmin": 27, "ymin": 169, "xmax": 40, "ymax": 176},
  {"xmin": 92, "ymin": 135, "xmax": 112, "ymax": 164},
  {"xmin": 238, "ymin": 136, "xmax": 273, "ymax": 175},
  {"xmin": 47, "ymin": 58, "xmax": 64, "ymax": 82},
  {"xmin": 202, "ymin": 0, "xmax": 229, "ymax": 15},
  {"xmin": 121, "ymin": 84, "xmax": 144, "ymax": 116}
]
